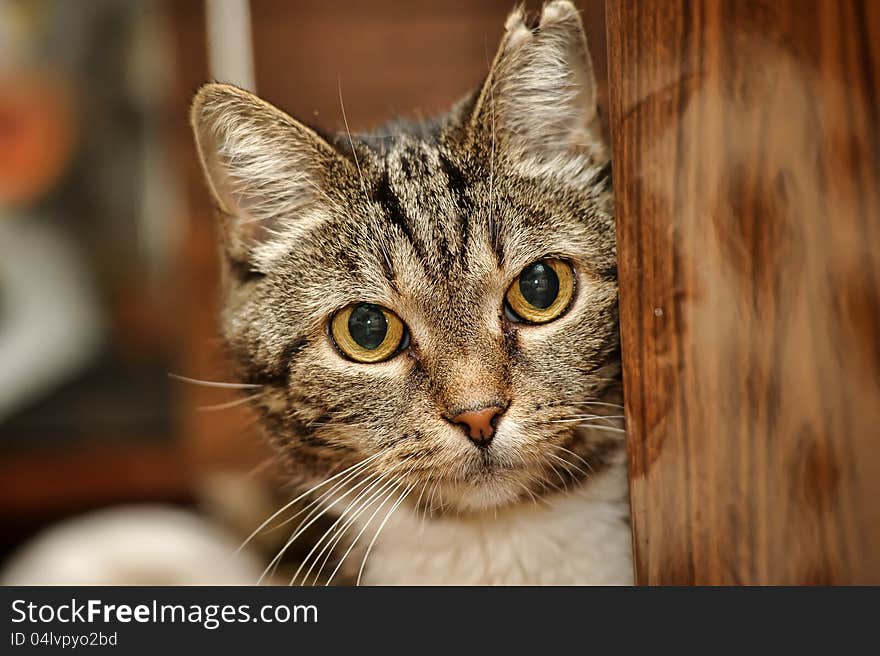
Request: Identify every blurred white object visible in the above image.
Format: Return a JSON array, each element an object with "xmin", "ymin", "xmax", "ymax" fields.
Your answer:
[
  {"xmin": 205, "ymin": 0, "xmax": 255, "ymax": 92},
  {"xmin": 1, "ymin": 505, "xmax": 264, "ymax": 585},
  {"xmin": 0, "ymin": 216, "xmax": 104, "ymax": 422}
]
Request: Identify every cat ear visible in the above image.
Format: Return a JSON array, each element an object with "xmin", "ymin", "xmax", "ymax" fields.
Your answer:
[
  {"xmin": 190, "ymin": 83, "xmax": 340, "ymax": 267},
  {"xmin": 471, "ymin": 1, "xmax": 604, "ymax": 164}
]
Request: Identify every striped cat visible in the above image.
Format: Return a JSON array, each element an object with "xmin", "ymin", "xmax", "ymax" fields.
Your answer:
[{"xmin": 190, "ymin": 1, "xmax": 632, "ymax": 584}]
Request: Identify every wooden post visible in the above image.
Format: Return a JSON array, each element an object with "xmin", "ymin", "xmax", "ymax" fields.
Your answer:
[{"xmin": 606, "ymin": 0, "xmax": 880, "ymax": 584}]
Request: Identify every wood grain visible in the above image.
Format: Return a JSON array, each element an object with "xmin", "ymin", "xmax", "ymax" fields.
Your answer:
[{"xmin": 607, "ymin": 0, "xmax": 880, "ymax": 584}]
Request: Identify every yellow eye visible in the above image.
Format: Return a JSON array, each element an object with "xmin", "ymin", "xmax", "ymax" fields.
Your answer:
[
  {"xmin": 331, "ymin": 303, "xmax": 407, "ymax": 363},
  {"xmin": 505, "ymin": 259, "xmax": 575, "ymax": 323}
]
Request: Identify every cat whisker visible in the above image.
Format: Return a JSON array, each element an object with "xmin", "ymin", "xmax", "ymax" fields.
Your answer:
[
  {"xmin": 486, "ymin": 41, "xmax": 497, "ymax": 246},
  {"xmin": 196, "ymin": 392, "xmax": 262, "ymax": 412},
  {"xmin": 519, "ymin": 463, "xmax": 563, "ymax": 501},
  {"xmin": 546, "ymin": 451, "xmax": 590, "ymax": 480},
  {"xmin": 554, "ymin": 412, "xmax": 620, "ymax": 419},
  {"xmin": 323, "ymin": 464, "xmax": 419, "ymax": 586},
  {"xmin": 570, "ymin": 400, "xmax": 624, "ymax": 410},
  {"xmin": 438, "ymin": 486, "xmax": 449, "ymax": 515},
  {"xmin": 355, "ymin": 481, "xmax": 418, "ymax": 586},
  {"xmin": 546, "ymin": 463, "xmax": 570, "ymax": 492},
  {"xmin": 426, "ymin": 478, "xmax": 442, "ymax": 516},
  {"xmin": 307, "ymin": 458, "xmax": 419, "ymax": 586},
  {"xmin": 292, "ymin": 469, "xmax": 399, "ymax": 585},
  {"xmin": 287, "ymin": 456, "xmax": 416, "ymax": 585},
  {"xmin": 246, "ymin": 455, "xmax": 279, "ymax": 479},
  {"xmin": 313, "ymin": 480, "xmax": 402, "ymax": 586},
  {"xmin": 552, "ymin": 413, "xmax": 625, "ymax": 426},
  {"xmin": 518, "ymin": 479, "xmax": 555, "ymax": 509},
  {"xmin": 570, "ymin": 423, "xmax": 627, "ymax": 434},
  {"xmin": 270, "ymin": 460, "xmax": 378, "ymax": 536},
  {"xmin": 549, "ymin": 444, "xmax": 596, "ymax": 475},
  {"xmin": 168, "ymin": 373, "xmax": 262, "ymax": 390},
  {"xmin": 258, "ymin": 468, "xmax": 383, "ymax": 583},
  {"xmin": 337, "ymin": 79, "xmax": 369, "ymax": 197},
  {"xmin": 414, "ymin": 478, "xmax": 431, "ymax": 534},
  {"xmin": 549, "ymin": 417, "xmax": 626, "ymax": 430},
  {"xmin": 240, "ymin": 451, "xmax": 382, "ymax": 553}
]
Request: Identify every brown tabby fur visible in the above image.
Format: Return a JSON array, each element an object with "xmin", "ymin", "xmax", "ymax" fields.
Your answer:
[{"xmin": 190, "ymin": 1, "xmax": 622, "ymax": 525}]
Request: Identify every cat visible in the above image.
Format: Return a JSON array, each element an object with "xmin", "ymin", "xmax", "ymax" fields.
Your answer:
[{"xmin": 190, "ymin": 1, "xmax": 632, "ymax": 585}]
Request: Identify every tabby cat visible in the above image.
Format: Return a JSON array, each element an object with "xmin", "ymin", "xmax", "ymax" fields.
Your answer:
[{"xmin": 190, "ymin": 1, "xmax": 632, "ymax": 585}]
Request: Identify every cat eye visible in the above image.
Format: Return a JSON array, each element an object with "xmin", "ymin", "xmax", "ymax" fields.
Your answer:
[
  {"xmin": 331, "ymin": 303, "xmax": 407, "ymax": 363},
  {"xmin": 505, "ymin": 259, "xmax": 575, "ymax": 324}
]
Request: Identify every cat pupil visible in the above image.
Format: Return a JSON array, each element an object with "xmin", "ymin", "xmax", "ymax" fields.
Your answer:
[
  {"xmin": 348, "ymin": 303, "xmax": 387, "ymax": 350},
  {"xmin": 519, "ymin": 262, "xmax": 559, "ymax": 309}
]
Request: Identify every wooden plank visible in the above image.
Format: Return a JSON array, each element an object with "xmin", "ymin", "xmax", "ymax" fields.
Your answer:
[{"xmin": 607, "ymin": 0, "xmax": 880, "ymax": 584}]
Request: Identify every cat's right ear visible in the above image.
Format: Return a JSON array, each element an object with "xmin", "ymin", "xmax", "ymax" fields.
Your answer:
[
  {"xmin": 190, "ymin": 83, "xmax": 339, "ymax": 269},
  {"xmin": 468, "ymin": 1, "xmax": 605, "ymax": 170}
]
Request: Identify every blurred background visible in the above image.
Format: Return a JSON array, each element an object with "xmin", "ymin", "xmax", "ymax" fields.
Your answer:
[
  {"xmin": 6, "ymin": 0, "xmax": 876, "ymax": 586},
  {"xmin": 0, "ymin": 0, "xmax": 605, "ymax": 583}
]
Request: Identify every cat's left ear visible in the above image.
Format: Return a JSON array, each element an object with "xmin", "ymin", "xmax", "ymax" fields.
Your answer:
[{"xmin": 470, "ymin": 1, "xmax": 605, "ymax": 164}]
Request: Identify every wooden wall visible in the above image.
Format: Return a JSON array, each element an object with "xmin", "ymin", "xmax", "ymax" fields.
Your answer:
[{"xmin": 607, "ymin": 0, "xmax": 880, "ymax": 584}]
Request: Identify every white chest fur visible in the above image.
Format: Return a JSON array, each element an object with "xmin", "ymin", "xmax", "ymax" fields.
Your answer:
[{"xmin": 361, "ymin": 461, "xmax": 633, "ymax": 585}]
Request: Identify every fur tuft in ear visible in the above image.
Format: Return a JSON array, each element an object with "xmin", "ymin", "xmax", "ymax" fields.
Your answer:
[
  {"xmin": 471, "ymin": 1, "xmax": 604, "ymax": 167},
  {"xmin": 190, "ymin": 83, "xmax": 342, "ymax": 269}
]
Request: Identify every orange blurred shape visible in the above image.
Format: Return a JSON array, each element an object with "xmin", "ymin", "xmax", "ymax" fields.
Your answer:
[{"xmin": 0, "ymin": 71, "xmax": 77, "ymax": 209}]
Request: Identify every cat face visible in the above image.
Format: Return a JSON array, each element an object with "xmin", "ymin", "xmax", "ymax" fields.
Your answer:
[{"xmin": 191, "ymin": 1, "xmax": 622, "ymax": 514}]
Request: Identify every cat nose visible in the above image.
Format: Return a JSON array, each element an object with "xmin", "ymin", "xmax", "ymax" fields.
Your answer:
[{"xmin": 448, "ymin": 405, "xmax": 506, "ymax": 447}]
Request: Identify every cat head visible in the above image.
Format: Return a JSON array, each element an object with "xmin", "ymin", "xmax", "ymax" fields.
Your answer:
[{"xmin": 190, "ymin": 1, "xmax": 621, "ymax": 515}]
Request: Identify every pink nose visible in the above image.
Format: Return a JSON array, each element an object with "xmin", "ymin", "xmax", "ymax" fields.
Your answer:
[{"xmin": 450, "ymin": 406, "xmax": 505, "ymax": 447}]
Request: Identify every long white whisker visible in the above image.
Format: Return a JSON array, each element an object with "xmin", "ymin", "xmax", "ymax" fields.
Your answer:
[
  {"xmin": 546, "ymin": 451, "xmax": 589, "ymax": 480},
  {"xmin": 324, "ymin": 481, "xmax": 402, "ymax": 587},
  {"xmin": 549, "ymin": 444, "xmax": 596, "ymax": 474},
  {"xmin": 338, "ymin": 79, "xmax": 368, "ymax": 201},
  {"xmin": 355, "ymin": 482, "xmax": 417, "ymax": 586},
  {"xmin": 291, "ymin": 458, "xmax": 414, "ymax": 585},
  {"xmin": 294, "ymin": 469, "xmax": 399, "ymax": 586},
  {"xmin": 550, "ymin": 421, "xmax": 627, "ymax": 434},
  {"xmin": 258, "ymin": 469, "xmax": 382, "ymax": 584},
  {"xmin": 515, "ymin": 480, "xmax": 545, "ymax": 508},
  {"xmin": 415, "ymin": 478, "xmax": 431, "ymax": 536},
  {"xmin": 271, "ymin": 457, "xmax": 377, "ymax": 535},
  {"xmin": 576, "ymin": 423, "xmax": 627, "ymax": 434},
  {"xmin": 311, "ymin": 490, "xmax": 391, "ymax": 586},
  {"xmin": 487, "ymin": 41, "xmax": 497, "ymax": 246},
  {"xmin": 570, "ymin": 400, "xmax": 624, "ymax": 409},
  {"xmin": 196, "ymin": 393, "xmax": 262, "ymax": 412},
  {"xmin": 323, "ymin": 475, "xmax": 410, "ymax": 586},
  {"xmin": 427, "ymin": 479, "xmax": 441, "ymax": 515},
  {"xmin": 168, "ymin": 373, "xmax": 262, "ymax": 390},
  {"xmin": 239, "ymin": 452, "xmax": 382, "ymax": 553},
  {"xmin": 312, "ymin": 459, "xmax": 420, "ymax": 586},
  {"xmin": 546, "ymin": 457, "xmax": 569, "ymax": 488},
  {"xmin": 550, "ymin": 414, "xmax": 624, "ymax": 426}
]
